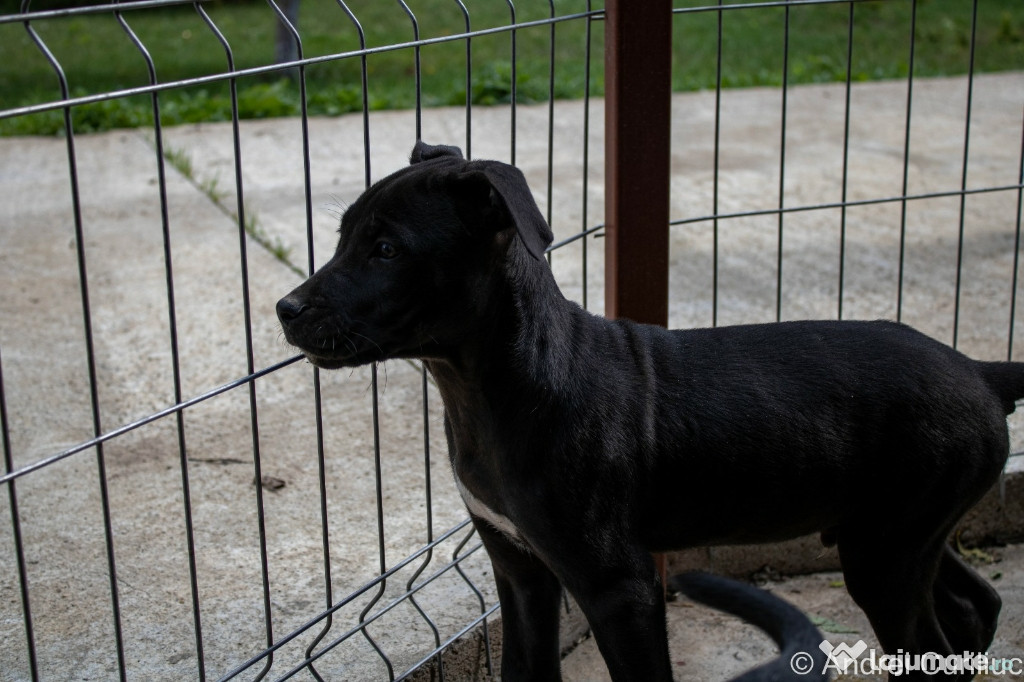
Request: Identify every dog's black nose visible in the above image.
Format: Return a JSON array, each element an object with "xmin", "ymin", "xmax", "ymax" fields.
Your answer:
[{"xmin": 276, "ymin": 295, "xmax": 308, "ymax": 322}]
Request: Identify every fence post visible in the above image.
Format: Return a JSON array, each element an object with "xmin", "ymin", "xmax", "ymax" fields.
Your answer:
[
  {"xmin": 604, "ymin": 0, "xmax": 672, "ymax": 325},
  {"xmin": 604, "ymin": 0, "xmax": 673, "ymax": 590}
]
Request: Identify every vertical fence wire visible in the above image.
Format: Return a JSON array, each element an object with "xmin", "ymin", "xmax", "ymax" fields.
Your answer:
[
  {"xmin": 450, "ymin": 525, "xmax": 493, "ymax": 677},
  {"xmin": 335, "ymin": 0, "xmax": 372, "ymax": 188},
  {"xmin": 579, "ymin": 0, "xmax": 594, "ymax": 311},
  {"xmin": 398, "ymin": 0, "xmax": 422, "ymax": 142},
  {"xmin": 506, "ymin": 0, "xmax": 517, "ymax": 162},
  {"xmin": 1011, "ymin": 109, "xmax": 1024, "ymax": 363},
  {"xmin": 775, "ymin": 2, "xmax": 790, "ymax": 322},
  {"xmin": 0, "ymin": 347, "xmax": 38, "ymax": 681},
  {"xmin": 544, "ymin": 0, "xmax": 556, "ymax": 249},
  {"xmin": 404, "ymin": 19, "xmax": 460, "ymax": 670},
  {"xmin": 404, "ymin": 366, "xmax": 444, "ymax": 680},
  {"xmin": 232, "ymin": 1, "xmax": 277, "ymax": 670},
  {"xmin": 391, "ymin": 12, "xmax": 483, "ymax": 682},
  {"xmin": 896, "ymin": 0, "xmax": 919, "ymax": 322},
  {"xmin": 350, "ymin": 3, "xmax": 431, "ymax": 678},
  {"xmin": 836, "ymin": 1, "xmax": 855, "ymax": 321},
  {"xmin": 266, "ymin": 2, "xmax": 340, "ymax": 678},
  {"xmin": 455, "ymin": 0, "xmax": 472, "ymax": 156},
  {"xmin": 952, "ymin": 0, "xmax": 979, "ymax": 350},
  {"xmin": 711, "ymin": 0, "xmax": 723, "ymax": 327},
  {"xmin": 115, "ymin": 4, "xmax": 209, "ymax": 677},
  {"xmin": 358, "ymin": 362, "xmax": 394, "ymax": 680},
  {"xmin": 185, "ymin": 18, "xmax": 244, "ymax": 669},
  {"xmin": 1004, "ymin": 107, "xmax": 1024, "ymax": 506},
  {"xmin": 367, "ymin": 20, "xmax": 401, "ymax": 675},
  {"xmin": 304, "ymin": 366, "xmax": 333, "ymax": 680},
  {"xmin": 197, "ymin": 4, "xmax": 279, "ymax": 674},
  {"xmin": 19, "ymin": 8, "xmax": 128, "ymax": 678}
]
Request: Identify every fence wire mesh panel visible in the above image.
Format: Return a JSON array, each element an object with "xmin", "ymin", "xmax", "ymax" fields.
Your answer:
[
  {"xmin": 1, "ymin": 0, "xmax": 1022, "ymax": 681},
  {"xmin": 0, "ymin": 1, "xmax": 602, "ymax": 680},
  {"xmin": 667, "ymin": 1, "xmax": 1024, "ymax": 347}
]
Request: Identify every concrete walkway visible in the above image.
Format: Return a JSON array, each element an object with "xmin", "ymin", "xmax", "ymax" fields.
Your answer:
[{"xmin": 1, "ymin": 73, "xmax": 1023, "ymax": 680}]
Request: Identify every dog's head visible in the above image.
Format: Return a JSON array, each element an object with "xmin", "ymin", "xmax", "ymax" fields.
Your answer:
[{"xmin": 276, "ymin": 141, "xmax": 554, "ymax": 369}]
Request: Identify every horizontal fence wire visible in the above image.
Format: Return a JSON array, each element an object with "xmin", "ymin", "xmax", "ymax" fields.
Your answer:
[
  {"xmin": 670, "ymin": 185, "xmax": 1024, "ymax": 230},
  {"xmin": 0, "ymin": 356, "xmax": 303, "ymax": 486},
  {"xmin": 2, "ymin": 1, "xmax": 1023, "ymax": 680},
  {"xmin": 0, "ymin": 9, "xmax": 603, "ymax": 121}
]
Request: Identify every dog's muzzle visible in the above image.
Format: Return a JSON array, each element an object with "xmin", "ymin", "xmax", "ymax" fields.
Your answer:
[
  {"xmin": 276, "ymin": 293, "xmax": 371, "ymax": 369},
  {"xmin": 276, "ymin": 294, "xmax": 320, "ymax": 359}
]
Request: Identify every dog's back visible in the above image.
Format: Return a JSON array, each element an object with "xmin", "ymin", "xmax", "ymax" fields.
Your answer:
[{"xmin": 552, "ymin": 315, "xmax": 1011, "ymax": 548}]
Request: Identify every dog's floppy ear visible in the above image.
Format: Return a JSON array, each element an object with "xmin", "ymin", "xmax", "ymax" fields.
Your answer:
[
  {"xmin": 410, "ymin": 141, "xmax": 464, "ymax": 164},
  {"xmin": 463, "ymin": 162, "xmax": 554, "ymax": 261}
]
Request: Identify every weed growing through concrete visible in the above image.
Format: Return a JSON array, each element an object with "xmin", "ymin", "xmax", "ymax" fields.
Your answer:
[{"xmin": 161, "ymin": 141, "xmax": 302, "ymax": 276}]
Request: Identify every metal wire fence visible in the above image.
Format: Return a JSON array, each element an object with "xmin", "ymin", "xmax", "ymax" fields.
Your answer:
[
  {"xmin": 667, "ymin": 0, "xmax": 1024, "ymax": 347},
  {"xmin": 1, "ymin": 1, "xmax": 601, "ymax": 680},
  {"xmin": 1, "ymin": 0, "xmax": 1022, "ymax": 681}
]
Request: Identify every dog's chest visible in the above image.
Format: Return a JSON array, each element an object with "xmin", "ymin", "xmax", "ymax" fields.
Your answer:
[{"xmin": 454, "ymin": 476, "xmax": 527, "ymax": 549}]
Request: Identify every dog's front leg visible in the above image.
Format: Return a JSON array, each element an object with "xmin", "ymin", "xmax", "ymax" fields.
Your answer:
[
  {"xmin": 474, "ymin": 520, "xmax": 564, "ymax": 682},
  {"xmin": 563, "ymin": 548, "xmax": 673, "ymax": 682}
]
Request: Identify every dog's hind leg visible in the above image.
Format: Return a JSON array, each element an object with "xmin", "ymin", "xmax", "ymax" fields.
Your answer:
[
  {"xmin": 474, "ymin": 521, "xmax": 564, "ymax": 682},
  {"xmin": 837, "ymin": 530, "xmax": 958, "ymax": 681},
  {"xmin": 933, "ymin": 544, "xmax": 1001, "ymax": 655}
]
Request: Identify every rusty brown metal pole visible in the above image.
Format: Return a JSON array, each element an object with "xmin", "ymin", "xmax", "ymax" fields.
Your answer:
[
  {"xmin": 604, "ymin": 0, "xmax": 672, "ymax": 326},
  {"xmin": 604, "ymin": 0, "xmax": 674, "ymax": 594}
]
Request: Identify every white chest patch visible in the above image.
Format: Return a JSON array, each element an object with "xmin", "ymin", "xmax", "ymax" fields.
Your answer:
[{"xmin": 455, "ymin": 477, "xmax": 526, "ymax": 548}]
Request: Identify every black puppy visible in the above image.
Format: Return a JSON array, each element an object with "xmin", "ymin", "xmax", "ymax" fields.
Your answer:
[{"xmin": 278, "ymin": 142, "xmax": 1016, "ymax": 681}]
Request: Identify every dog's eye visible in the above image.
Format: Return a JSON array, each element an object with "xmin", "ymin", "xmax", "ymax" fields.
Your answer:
[{"xmin": 372, "ymin": 241, "xmax": 398, "ymax": 260}]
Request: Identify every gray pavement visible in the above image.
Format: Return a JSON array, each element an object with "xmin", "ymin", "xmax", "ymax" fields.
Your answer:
[{"xmin": 1, "ymin": 73, "xmax": 1023, "ymax": 680}]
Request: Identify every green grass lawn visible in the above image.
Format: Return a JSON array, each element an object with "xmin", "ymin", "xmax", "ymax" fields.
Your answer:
[{"xmin": 0, "ymin": 0, "xmax": 1021, "ymax": 135}]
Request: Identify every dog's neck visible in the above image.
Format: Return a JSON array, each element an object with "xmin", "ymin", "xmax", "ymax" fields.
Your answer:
[
  {"xmin": 425, "ymin": 242, "xmax": 587, "ymax": 492},
  {"xmin": 424, "ymin": 242, "xmax": 581, "ymax": 439}
]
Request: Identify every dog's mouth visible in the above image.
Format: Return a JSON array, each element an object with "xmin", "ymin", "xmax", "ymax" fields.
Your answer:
[
  {"xmin": 299, "ymin": 350, "xmax": 356, "ymax": 370},
  {"xmin": 290, "ymin": 344, "xmax": 387, "ymax": 370},
  {"xmin": 278, "ymin": 301, "xmax": 416, "ymax": 369},
  {"xmin": 288, "ymin": 338, "xmax": 383, "ymax": 370},
  {"xmin": 280, "ymin": 323, "xmax": 384, "ymax": 369}
]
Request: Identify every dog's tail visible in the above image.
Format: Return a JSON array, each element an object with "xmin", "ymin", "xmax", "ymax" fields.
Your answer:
[
  {"xmin": 977, "ymin": 360, "xmax": 1024, "ymax": 415},
  {"xmin": 668, "ymin": 572, "xmax": 828, "ymax": 682}
]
